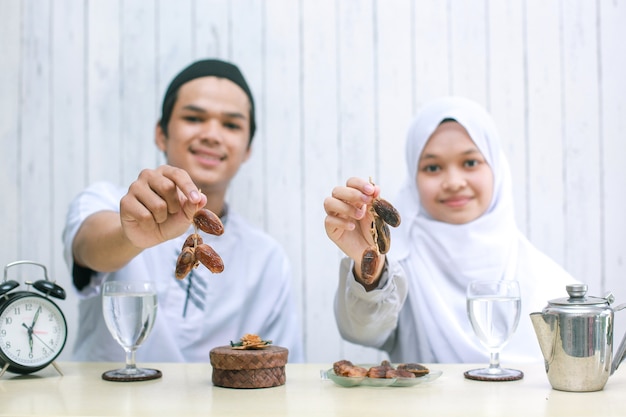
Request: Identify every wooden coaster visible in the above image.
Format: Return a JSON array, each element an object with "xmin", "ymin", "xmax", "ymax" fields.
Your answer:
[
  {"xmin": 464, "ymin": 369, "xmax": 524, "ymax": 382},
  {"xmin": 102, "ymin": 368, "xmax": 162, "ymax": 382}
]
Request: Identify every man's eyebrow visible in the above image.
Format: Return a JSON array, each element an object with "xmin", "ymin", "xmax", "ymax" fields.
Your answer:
[{"xmin": 181, "ymin": 104, "xmax": 207, "ymax": 113}]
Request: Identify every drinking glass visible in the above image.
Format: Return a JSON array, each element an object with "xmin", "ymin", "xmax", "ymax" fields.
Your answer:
[
  {"xmin": 101, "ymin": 280, "xmax": 161, "ymax": 381},
  {"xmin": 465, "ymin": 279, "xmax": 523, "ymax": 381}
]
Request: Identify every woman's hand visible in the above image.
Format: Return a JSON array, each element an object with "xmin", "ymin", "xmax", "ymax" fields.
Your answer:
[{"xmin": 323, "ymin": 177, "xmax": 386, "ymax": 286}]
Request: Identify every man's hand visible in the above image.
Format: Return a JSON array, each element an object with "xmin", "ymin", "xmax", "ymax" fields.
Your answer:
[{"xmin": 120, "ymin": 165, "xmax": 207, "ymax": 249}]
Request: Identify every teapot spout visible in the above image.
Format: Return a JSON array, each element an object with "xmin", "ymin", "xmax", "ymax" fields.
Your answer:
[{"xmin": 530, "ymin": 312, "xmax": 556, "ymax": 363}]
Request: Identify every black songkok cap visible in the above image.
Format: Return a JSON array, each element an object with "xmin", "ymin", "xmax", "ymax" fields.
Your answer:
[{"xmin": 159, "ymin": 59, "xmax": 256, "ymax": 143}]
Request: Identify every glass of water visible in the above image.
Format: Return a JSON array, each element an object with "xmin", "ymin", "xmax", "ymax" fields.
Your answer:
[
  {"xmin": 465, "ymin": 279, "xmax": 523, "ymax": 381},
  {"xmin": 101, "ymin": 280, "xmax": 161, "ymax": 381}
]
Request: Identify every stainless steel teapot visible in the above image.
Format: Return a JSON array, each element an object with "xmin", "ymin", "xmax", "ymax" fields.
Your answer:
[{"xmin": 530, "ymin": 284, "xmax": 626, "ymax": 392}]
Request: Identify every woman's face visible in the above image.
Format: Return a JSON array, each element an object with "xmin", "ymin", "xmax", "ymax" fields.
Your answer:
[{"xmin": 416, "ymin": 121, "xmax": 494, "ymax": 224}]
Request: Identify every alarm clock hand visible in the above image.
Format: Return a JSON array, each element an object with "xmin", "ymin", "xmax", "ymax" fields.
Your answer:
[
  {"xmin": 31, "ymin": 305, "xmax": 42, "ymax": 329},
  {"xmin": 21, "ymin": 322, "xmax": 34, "ymax": 354},
  {"xmin": 31, "ymin": 331, "xmax": 54, "ymax": 353}
]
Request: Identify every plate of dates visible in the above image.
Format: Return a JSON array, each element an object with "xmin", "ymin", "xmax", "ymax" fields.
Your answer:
[{"xmin": 326, "ymin": 360, "xmax": 442, "ymax": 388}]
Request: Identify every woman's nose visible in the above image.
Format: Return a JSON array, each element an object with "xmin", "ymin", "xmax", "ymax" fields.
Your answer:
[{"xmin": 442, "ymin": 169, "xmax": 467, "ymax": 190}]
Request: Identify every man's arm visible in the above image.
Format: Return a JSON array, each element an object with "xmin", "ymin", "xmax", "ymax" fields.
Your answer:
[
  {"xmin": 72, "ymin": 211, "xmax": 143, "ymax": 272},
  {"xmin": 71, "ymin": 165, "xmax": 207, "ymax": 273}
]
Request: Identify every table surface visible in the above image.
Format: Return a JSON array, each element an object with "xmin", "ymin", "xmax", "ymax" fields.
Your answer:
[{"xmin": 1, "ymin": 361, "xmax": 625, "ymax": 416}]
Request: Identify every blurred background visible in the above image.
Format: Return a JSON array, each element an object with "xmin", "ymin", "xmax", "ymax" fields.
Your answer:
[{"xmin": 1, "ymin": 0, "xmax": 625, "ymax": 364}]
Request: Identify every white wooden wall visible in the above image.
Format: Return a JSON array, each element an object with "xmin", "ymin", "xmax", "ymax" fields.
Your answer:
[{"xmin": 1, "ymin": 0, "xmax": 625, "ymax": 364}]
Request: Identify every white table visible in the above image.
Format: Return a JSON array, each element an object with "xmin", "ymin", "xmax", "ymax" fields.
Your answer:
[{"xmin": 1, "ymin": 362, "xmax": 624, "ymax": 416}]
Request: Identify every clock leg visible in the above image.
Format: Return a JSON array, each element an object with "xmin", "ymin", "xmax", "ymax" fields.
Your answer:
[
  {"xmin": 51, "ymin": 361, "xmax": 64, "ymax": 376},
  {"xmin": 0, "ymin": 363, "xmax": 9, "ymax": 378}
]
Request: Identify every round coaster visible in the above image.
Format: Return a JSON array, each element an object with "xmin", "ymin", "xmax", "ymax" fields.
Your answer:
[
  {"xmin": 102, "ymin": 368, "xmax": 163, "ymax": 382},
  {"xmin": 464, "ymin": 369, "xmax": 524, "ymax": 382}
]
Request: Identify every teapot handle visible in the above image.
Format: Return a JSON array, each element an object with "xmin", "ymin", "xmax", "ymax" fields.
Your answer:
[{"xmin": 611, "ymin": 303, "xmax": 626, "ymax": 375}]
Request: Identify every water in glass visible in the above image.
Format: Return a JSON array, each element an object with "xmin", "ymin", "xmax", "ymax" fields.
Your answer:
[
  {"xmin": 464, "ymin": 280, "xmax": 523, "ymax": 381},
  {"xmin": 101, "ymin": 281, "xmax": 161, "ymax": 381}
]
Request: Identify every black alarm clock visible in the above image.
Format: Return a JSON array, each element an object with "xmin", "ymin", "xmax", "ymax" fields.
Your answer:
[{"xmin": 0, "ymin": 260, "xmax": 68, "ymax": 377}]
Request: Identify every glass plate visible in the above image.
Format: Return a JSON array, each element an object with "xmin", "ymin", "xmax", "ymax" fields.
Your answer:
[{"xmin": 324, "ymin": 365, "xmax": 443, "ymax": 388}]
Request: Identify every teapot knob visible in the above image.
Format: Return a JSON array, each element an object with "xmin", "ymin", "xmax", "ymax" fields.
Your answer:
[{"xmin": 566, "ymin": 284, "xmax": 587, "ymax": 299}]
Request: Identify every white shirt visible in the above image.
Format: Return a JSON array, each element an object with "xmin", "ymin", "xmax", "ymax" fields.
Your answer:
[
  {"xmin": 63, "ymin": 182, "xmax": 303, "ymax": 363},
  {"xmin": 334, "ymin": 97, "xmax": 576, "ymax": 363}
]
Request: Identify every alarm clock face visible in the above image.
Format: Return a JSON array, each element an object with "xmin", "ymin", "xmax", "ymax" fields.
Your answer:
[{"xmin": 0, "ymin": 294, "xmax": 67, "ymax": 371}]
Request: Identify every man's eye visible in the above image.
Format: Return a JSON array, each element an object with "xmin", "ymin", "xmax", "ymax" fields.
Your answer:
[
  {"xmin": 224, "ymin": 122, "xmax": 242, "ymax": 130},
  {"xmin": 184, "ymin": 116, "xmax": 202, "ymax": 123}
]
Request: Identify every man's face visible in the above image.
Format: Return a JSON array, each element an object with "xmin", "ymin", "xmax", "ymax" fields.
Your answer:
[{"xmin": 156, "ymin": 76, "xmax": 252, "ymax": 194}]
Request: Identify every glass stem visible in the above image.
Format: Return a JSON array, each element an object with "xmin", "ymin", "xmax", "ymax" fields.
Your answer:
[
  {"xmin": 489, "ymin": 351, "xmax": 501, "ymax": 370},
  {"xmin": 125, "ymin": 348, "xmax": 138, "ymax": 373}
]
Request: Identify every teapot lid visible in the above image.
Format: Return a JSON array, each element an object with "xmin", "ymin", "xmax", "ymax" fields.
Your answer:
[{"xmin": 548, "ymin": 283, "xmax": 614, "ymax": 307}]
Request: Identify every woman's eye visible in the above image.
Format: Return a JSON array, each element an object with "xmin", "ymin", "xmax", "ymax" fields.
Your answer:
[
  {"xmin": 464, "ymin": 159, "xmax": 479, "ymax": 168},
  {"xmin": 422, "ymin": 164, "xmax": 440, "ymax": 173}
]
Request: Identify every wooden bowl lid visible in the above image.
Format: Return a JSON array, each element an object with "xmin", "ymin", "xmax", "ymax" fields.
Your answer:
[{"xmin": 210, "ymin": 345, "xmax": 289, "ymax": 370}]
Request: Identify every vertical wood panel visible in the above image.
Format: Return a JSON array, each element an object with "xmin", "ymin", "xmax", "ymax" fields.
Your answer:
[
  {"xmin": 599, "ymin": 0, "xmax": 626, "ymax": 298},
  {"xmin": 487, "ymin": 0, "xmax": 527, "ymax": 233},
  {"xmin": 157, "ymin": 0, "xmax": 194, "ymax": 106},
  {"xmin": 562, "ymin": 0, "xmax": 602, "ymax": 289},
  {"xmin": 375, "ymin": 0, "xmax": 413, "ymax": 201},
  {"xmin": 87, "ymin": 0, "xmax": 122, "ymax": 184},
  {"xmin": 525, "ymin": 0, "xmax": 566, "ymax": 266},
  {"xmin": 337, "ymin": 0, "xmax": 380, "ymax": 362},
  {"xmin": 264, "ymin": 0, "xmax": 304, "ymax": 348},
  {"xmin": 193, "ymin": 0, "xmax": 230, "ymax": 59},
  {"xmin": 449, "ymin": 0, "xmax": 488, "ymax": 102},
  {"xmin": 413, "ymin": 0, "xmax": 451, "ymax": 105},
  {"xmin": 0, "ymin": 0, "xmax": 22, "ymax": 265},
  {"xmin": 20, "ymin": 0, "xmax": 52, "ymax": 263},
  {"xmin": 228, "ymin": 0, "xmax": 265, "ymax": 229},
  {"xmin": 155, "ymin": 0, "xmax": 194, "ymax": 170},
  {"xmin": 51, "ymin": 0, "xmax": 86, "ymax": 360},
  {"xmin": 301, "ymin": 0, "xmax": 343, "ymax": 362},
  {"xmin": 120, "ymin": 1, "xmax": 158, "ymax": 186}
]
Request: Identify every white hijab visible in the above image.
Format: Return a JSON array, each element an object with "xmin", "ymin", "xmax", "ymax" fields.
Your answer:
[{"xmin": 390, "ymin": 96, "xmax": 573, "ymax": 362}]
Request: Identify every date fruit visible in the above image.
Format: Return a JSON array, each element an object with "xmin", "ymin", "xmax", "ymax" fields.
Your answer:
[
  {"xmin": 175, "ymin": 247, "xmax": 197, "ymax": 280},
  {"xmin": 175, "ymin": 207, "xmax": 225, "ymax": 280},
  {"xmin": 193, "ymin": 208, "xmax": 224, "ymax": 236},
  {"xmin": 372, "ymin": 198, "xmax": 401, "ymax": 228},
  {"xmin": 359, "ymin": 178, "xmax": 401, "ymax": 283},
  {"xmin": 182, "ymin": 233, "xmax": 203, "ymax": 249},
  {"xmin": 374, "ymin": 217, "xmax": 391, "ymax": 254},
  {"xmin": 360, "ymin": 247, "xmax": 380, "ymax": 284},
  {"xmin": 195, "ymin": 243, "xmax": 224, "ymax": 274}
]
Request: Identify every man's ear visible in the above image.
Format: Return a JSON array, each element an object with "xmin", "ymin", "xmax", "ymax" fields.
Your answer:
[
  {"xmin": 242, "ymin": 145, "xmax": 252, "ymax": 163},
  {"xmin": 155, "ymin": 122, "xmax": 167, "ymax": 152}
]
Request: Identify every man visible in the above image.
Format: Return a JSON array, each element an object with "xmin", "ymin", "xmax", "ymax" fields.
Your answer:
[{"xmin": 63, "ymin": 59, "xmax": 303, "ymax": 362}]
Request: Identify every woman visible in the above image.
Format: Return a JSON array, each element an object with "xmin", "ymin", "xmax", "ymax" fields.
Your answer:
[{"xmin": 323, "ymin": 96, "xmax": 574, "ymax": 363}]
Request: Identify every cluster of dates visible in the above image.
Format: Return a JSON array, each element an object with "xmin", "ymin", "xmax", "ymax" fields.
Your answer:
[
  {"xmin": 175, "ymin": 208, "xmax": 225, "ymax": 280},
  {"xmin": 333, "ymin": 359, "xmax": 429, "ymax": 379},
  {"xmin": 360, "ymin": 185, "xmax": 401, "ymax": 284}
]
